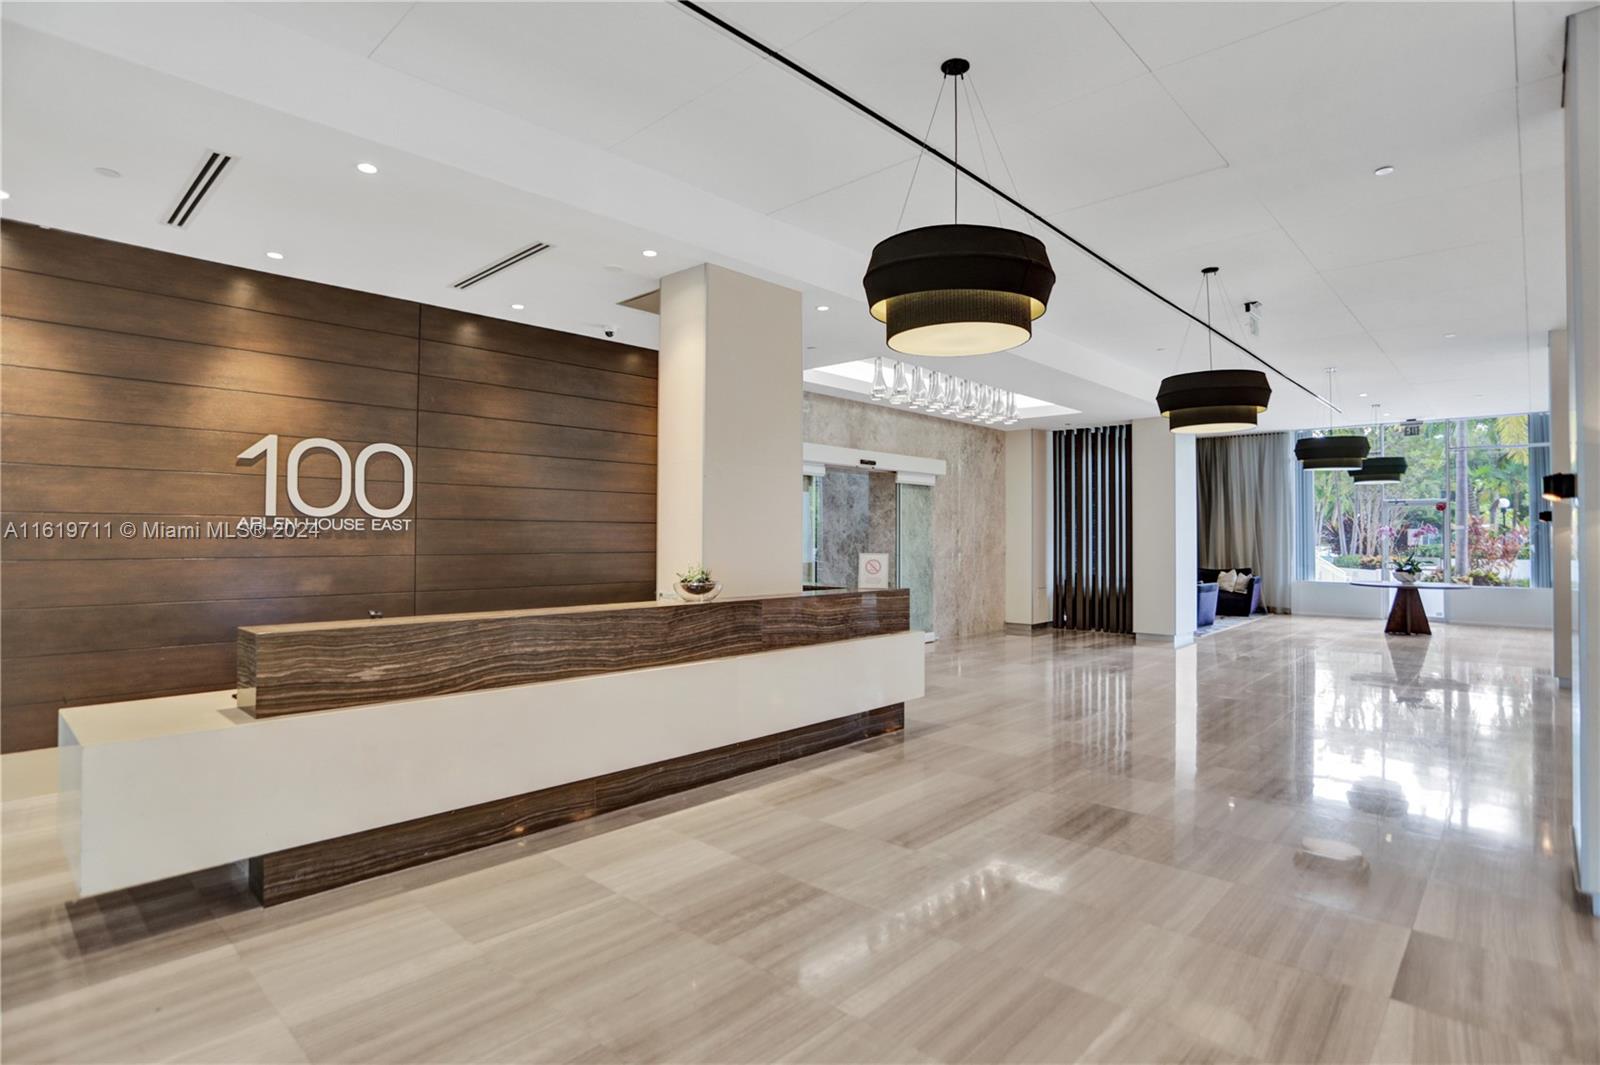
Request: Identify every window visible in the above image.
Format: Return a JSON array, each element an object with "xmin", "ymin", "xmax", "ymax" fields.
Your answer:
[{"xmin": 1298, "ymin": 413, "xmax": 1549, "ymax": 587}]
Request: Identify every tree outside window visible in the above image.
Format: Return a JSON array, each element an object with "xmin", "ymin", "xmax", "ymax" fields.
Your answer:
[{"xmin": 1305, "ymin": 414, "xmax": 1543, "ymax": 587}]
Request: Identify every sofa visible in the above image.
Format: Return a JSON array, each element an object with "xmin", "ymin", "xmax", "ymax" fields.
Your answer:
[{"xmin": 1198, "ymin": 567, "xmax": 1263, "ymax": 616}]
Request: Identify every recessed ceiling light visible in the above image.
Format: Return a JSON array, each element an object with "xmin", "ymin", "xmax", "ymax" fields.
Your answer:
[
  {"xmin": 93, "ymin": 167, "xmax": 121, "ymax": 179},
  {"xmin": 1374, "ymin": 165, "xmax": 1395, "ymax": 177},
  {"xmin": 641, "ymin": 249, "xmax": 658, "ymax": 258},
  {"xmin": 1443, "ymin": 332, "xmax": 1457, "ymax": 339},
  {"xmin": 816, "ymin": 305, "xmax": 830, "ymax": 312},
  {"xmin": 355, "ymin": 162, "xmax": 379, "ymax": 175},
  {"xmin": 1358, "ymin": 392, "xmax": 1368, "ymax": 397},
  {"xmin": 510, "ymin": 303, "xmax": 525, "ymax": 310},
  {"xmin": 265, "ymin": 251, "xmax": 284, "ymax": 260}
]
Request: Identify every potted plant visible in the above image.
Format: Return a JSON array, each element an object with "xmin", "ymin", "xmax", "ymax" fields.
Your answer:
[
  {"xmin": 1393, "ymin": 553, "xmax": 1423, "ymax": 584},
  {"xmin": 675, "ymin": 564, "xmax": 722, "ymax": 603}
]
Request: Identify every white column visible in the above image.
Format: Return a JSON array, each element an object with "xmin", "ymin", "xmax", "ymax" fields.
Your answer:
[
  {"xmin": 657, "ymin": 264, "xmax": 802, "ymax": 598},
  {"xmin": 1004, "ymin": 429, "xmax": 1052, "ymax": 631},
  {"xmin": 1551, "ymin": 327, "xmax": 1574, "ymax": 688},
  {"xmin": 1564, "ymin": 5, "xmax": 1600, "ymax": 913},
  {"xmin": 1131, "ymin": 418, "xmax": 1197, "ymax": 646}
]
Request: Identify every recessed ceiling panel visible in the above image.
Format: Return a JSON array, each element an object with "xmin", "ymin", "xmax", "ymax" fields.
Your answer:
[
  {"xmin": 611, "ymin": 59, "xmax": 914, "ymax": 215},
  {"xmin": 1096, "ymin": 1, "xmax": 1340, "ymax": 71},
  {"xmin": 239, "ymin": 2, "xmax": 412, "ymax": 57},
  {"xmin": 368, "ymin": 2, "xmax": 763, "ymax": 148},
  {"xmin": 986, "ymin": 74, "xmax": 1227, "ymax": 215},
  {"xmin": 758, "ymin": 1, "xmax": 1146, "ymax": 134},
  {"xmin": 1157, "ymin": 3, "xmax": 1514, "ymax": 167}
]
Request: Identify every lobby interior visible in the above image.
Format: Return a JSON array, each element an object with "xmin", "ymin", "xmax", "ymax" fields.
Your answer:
[{"xmin": 2, "ymin": 2, "xmax": 1599, "ymax": 1063}]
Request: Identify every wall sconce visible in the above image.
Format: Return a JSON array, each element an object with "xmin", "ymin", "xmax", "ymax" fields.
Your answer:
[{"xmin": 1541, "ymin": 472, "xmax": 1577, "ymax": 502}]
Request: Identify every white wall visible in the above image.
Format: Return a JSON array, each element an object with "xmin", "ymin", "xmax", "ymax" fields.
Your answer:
[
  {"xmin": 1565, "ymin": 5, "xmax": 1600, "ymax": 912},
  {"xmin": 658, "ymin": 264, "xmax": 802, "ymax": 597},
  {"xmin": 1291, "ymin": 582, "xmax": 1553, "ymax": 628},
  {"xmin": 1551, "ymin": 327, "xmax": 1575, "ymax": 683},
  {"xmin": 1131, "ymin": 418, "xmax": 1196, "ymax": 644},
  {"xmin": 1004, "ymin": 430, "xmax": 1051, "ymax": 627}
]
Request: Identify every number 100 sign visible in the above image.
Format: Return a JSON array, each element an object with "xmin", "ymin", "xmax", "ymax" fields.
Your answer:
[{"xmin": 238, "ymin": 435, "xmax": 414, "ymax": 518}]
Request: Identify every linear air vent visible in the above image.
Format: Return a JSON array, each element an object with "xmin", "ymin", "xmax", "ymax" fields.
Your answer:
[
  {"xmin": 453, "ymin": 242, "xmax": 551, "ymax": 289},
  {"xmin": 166, "ymin": 151, "xmax": 232, "ymax": 227}
]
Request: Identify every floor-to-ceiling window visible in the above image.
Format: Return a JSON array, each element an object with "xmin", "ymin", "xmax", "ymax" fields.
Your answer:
[{"xmin": 1296, "ymin": 412, "xmax": 1550, "ymax": 587}]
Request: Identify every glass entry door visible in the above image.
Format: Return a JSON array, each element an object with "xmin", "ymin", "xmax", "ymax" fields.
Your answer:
[{"xmin": 896, "ymin": 481, "xmax": 934, "ymax": 638}]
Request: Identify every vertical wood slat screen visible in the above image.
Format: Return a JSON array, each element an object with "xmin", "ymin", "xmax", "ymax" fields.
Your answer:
[{"xmin": 1052, "ymin": 425, "xmax": 1133, "ymax": 633}]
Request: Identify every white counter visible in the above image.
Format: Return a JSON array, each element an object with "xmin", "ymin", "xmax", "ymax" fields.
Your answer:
[{"xmin": 58, "ymin": 629, "xmax": 925, "ymax": 897}]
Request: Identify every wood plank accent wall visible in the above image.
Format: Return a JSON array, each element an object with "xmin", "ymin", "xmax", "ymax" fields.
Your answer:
[{"xmin": 0, "ymin": 222, "xmax": 658, "ymax": 751}]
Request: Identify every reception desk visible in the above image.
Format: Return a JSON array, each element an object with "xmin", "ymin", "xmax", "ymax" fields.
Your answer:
[{"xmin": 58, "ymin": 589, "xmax": 921, "ymax": 904}]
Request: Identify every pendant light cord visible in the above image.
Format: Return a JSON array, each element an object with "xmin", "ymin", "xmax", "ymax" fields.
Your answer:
[
  {"xmin": 895, "ymin": 77, "xmax": 948, "ymax": 232},
  {"xmin": 1203, "ymin": 271, "xmax": 1214, "ymax": 370},
  {"xmin": 673, "ymin": 0, "xmax": 1338, "ymax": 412},
  {"xmin": 951, "ymin": 69, "xmax": 963, "ymax": 222}
]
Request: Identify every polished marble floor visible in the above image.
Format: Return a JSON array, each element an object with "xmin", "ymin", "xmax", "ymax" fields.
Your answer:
[{"xmin": 3, "ymin": 617, "xmax": 1595, "ymax": 1063}]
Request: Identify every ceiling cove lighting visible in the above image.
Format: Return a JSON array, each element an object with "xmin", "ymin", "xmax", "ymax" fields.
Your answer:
[
  {"xmin": 863, "ymin": 59, "xmax": 1054, "ymax": 357},
  {"xmin": 1350, "ymin": 404, "xmax": 1407, "ymax": 484},
  {"xmin": 1295, "ymin": 368, "xmax": 1370, "ymax": 470},
  {"xmin": 868, "ymin": 356, "xmax": 1019, "ymax": 423},
  {"xmin": 1156, "ymin": 267, "xmax": 1271, "ymax": 434}
]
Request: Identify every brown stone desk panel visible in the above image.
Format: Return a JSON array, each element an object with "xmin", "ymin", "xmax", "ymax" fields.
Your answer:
[
  {"xmin": 237, "ymin": 588, "xmax": 910, "ymax": 717},
  {"xmin": 249, "ymin": 703, "xmax": 905, "ymax": 905}
]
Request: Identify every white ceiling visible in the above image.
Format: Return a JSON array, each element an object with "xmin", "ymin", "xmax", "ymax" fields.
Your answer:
[{"xmin": 0, "ymin": 1, "xmax": 1581, "ymax": 431}]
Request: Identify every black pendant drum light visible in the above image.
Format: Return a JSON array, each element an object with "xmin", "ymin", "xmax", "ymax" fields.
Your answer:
[
  {"xmin": 1350, "ymin": 404, "xmax": 1407, "ymax": 484},
  {"xmin": 1156, "ymin": 267, "xmax": 1272, "ymax": 434},
  {"xmin": 1295, "ymin": 368, "xmax": 1370, "ymax": 470},
  {"xmin": 863, "ymin": 59, "xmax": 1055, "ymax": 356}
]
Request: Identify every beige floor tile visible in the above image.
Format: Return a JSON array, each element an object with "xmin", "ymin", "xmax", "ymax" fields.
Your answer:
[
  {"xmin": 229, "ymin": 896, "xmax": 477, "ymax": 1026},
  {"xmin": 413, "ymin": 852, "xmax": 615, "ymax": 943},
  {"xmin": 1369, "ymin": 1001, "xmax": 1573, "ymax": 1064},
  {"xmin": 162, "ymin": 1018, "xmax": 310, "ymax": 1064},
  {"xmin": 860, "ymin": 947, "xmax": 1129, "ymax": 1063},
  {"xmin": 1391, "ymin": 930, "xmax": 1600, "ymax": 1061},
  {"xmin": 289, "ymin": 958, "xmax": 598, "ymax": 1063},
  {"xmin": 1187, "ymin": 884, "xmax": 1412, "ymax": 996},
  {"xmin": 1413, "ymin": 878, "xmax": 1599, "ymax": 979},
  {"xmin": 544, "ymin": 822, "xmax": 739, "ymax": 896},
  {"xmin": 0, "ymin": 946, "xmax": 276, "ymax": 1064},
  {"xmin": 1058, "ymin": 847, "xmax": 1234, "ymax": 934}
]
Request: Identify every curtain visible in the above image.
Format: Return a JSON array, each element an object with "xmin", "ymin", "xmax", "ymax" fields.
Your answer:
[
  {"xmin": 1052, "ymin": 425, "xmax": 1133, "ymax": 633},
  {"xmin": 1197, "ymin": 431, "xmax": 1296, "ymax": 611}
]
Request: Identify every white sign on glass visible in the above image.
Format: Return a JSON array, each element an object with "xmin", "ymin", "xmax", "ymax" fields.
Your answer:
[{"xmin": 858, "ymin": 552, "xmax": 890, "ymax": 590}]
